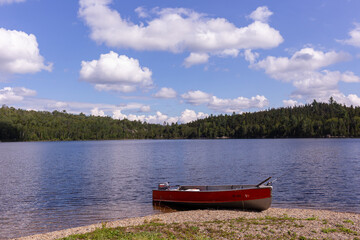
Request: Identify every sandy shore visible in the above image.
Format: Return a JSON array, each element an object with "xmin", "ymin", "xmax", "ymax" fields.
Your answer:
[{"xmin": 15, "ymin": 207, "xmax": 360, "ymax": 240}]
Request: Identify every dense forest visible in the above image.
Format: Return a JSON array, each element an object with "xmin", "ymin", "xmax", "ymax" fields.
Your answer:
[{"xmin": 1, "ymin": 98, "xmax": 360, "ymax": 141}]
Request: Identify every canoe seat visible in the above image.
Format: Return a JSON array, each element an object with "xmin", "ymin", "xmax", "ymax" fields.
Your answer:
[{"xmin": 185, "ymin": 189, "xmax": 200, "ymax": 191}]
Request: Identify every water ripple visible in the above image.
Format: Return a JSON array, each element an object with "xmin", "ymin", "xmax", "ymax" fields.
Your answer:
[{"xmin": 0, "ymin": 139, "xmax": 359, "ymax": 239}]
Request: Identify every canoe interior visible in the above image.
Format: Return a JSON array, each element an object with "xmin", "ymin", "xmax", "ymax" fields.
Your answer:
[{"xmin": 176, "ymin": 184, "xmax": 266, "ymax": 191}]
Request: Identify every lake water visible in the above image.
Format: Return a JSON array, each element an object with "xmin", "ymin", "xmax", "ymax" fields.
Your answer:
[{"xmin": 0, "ymin": 139, "xmax": 359, "ymax": 239}]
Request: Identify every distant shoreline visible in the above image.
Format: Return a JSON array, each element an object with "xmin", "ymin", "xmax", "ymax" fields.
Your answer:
[
  {"xmin": 15, "ymin": 207, "xmax": 360, "ymax": 240},
  {"xmin": 2, "ymin": 137, "xmax": 360, "ymax": 144},
  {"xmin": 2, "ymin": 101, "xmax": 360, "ymax": 142}
]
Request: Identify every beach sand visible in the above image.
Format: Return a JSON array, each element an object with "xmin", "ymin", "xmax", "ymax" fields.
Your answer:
[{"xmin": 15, "ymin": 207, "xmax": 360, "ymax": 240}]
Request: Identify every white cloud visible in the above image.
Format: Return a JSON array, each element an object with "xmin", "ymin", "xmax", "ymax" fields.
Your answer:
[
  {"xmin": 179, "ymin": 109, "xmax": 208, "ymax": 123},
  {"xmin": 328, "ymin": 93, "xmax": 360, "ymax": 107},
  {"xmin": 0, "ymin": 87, "xmax": 36, "ymax": 104},
  {"xmin": 91, "ymin": 107, "xmax": 105, "ymax": 116},
  {"xmin": 0, "ymin": 0, "xmax": 25, "ymax": 5},
  {"xmin": 14, "ymin": 87, "xmax": 36, "ymax": 97},
  {"xmin": 1, "ymin": 90, "xmax": 152, "ymax": 116},
  {"xmin": 153, "ymin": 87, "xmax": 177, "ymax": 98},
  {"xmin": 290, "ymin": 70, "xmax": 343, "ymax": 100},
  {"xmin": 50, "ymin": 101, "xmax": 69, "ymax": 109},
  {"xmin": 140, "ymin": 105, "xmax": 151, "ymax": 112},
  {"xmin": 0, "ymin": 28, "xmax": 52, "ymax": 76},
  {"xmin": 112, "ymin": 110, "xmax": 168, "ymax": 124},
  {"xmin": 135, "ymin": 6, "xmax": 149, "ymax": 18},
  {"xmin": 338, "ymin": 23, "xmax": 360, "ymax": 47},
  {"xmin": 183, "ymin": 53, "xmax": 209, "ymax": 67},
  {"xmin": 244, "ymin": 49, "xmax": 259, "ymax": 64},
  {"xmin": 254, "ymin": 48, "xmax": 350, "ymax": 81},
  {"xmin": 208, "ymin": 95, "xmax": 269, "ymax": 113},
  {"xmin": 112, "ymin": 108, "xmax": 208, "ymax": 124},
  {"xmin": 117, "ymin": 102, "xmax": 150, "ymax": 112},
  {"xmin": 341, "ymin": 71, "xmax": 360, "ymax": 83},
  {"xmin": 112, "ymin": 109, "xmax": 127, "ymax": 120},
  {"xmin": 248, "ymin": 6, "xmax": 273, "ymax": 23},
  {"xmin": 79, "ymin": 51, "xmax": 153, "ymax": 92},
  {"xmin": 181, "ymin": 90, "xmax": 213, "ymax": 105},
  {"xmin": 146, "ymin": 111, "xmax": 169, "ymax": 124},
  {"xmin": 283, "ymin": 99, "xmax": 301, "ymax": 107},
  {"xmin": 93, "ymin": 84, "xmax": 137, "ymax": 92},
  {"xmin": 218, "ymin": 49, "xmax": 239, "ymax": 58},
  {"xmin": 181, "ymin": 90, "xmax": 269, "ymax": 113},
  {"xmin": 346, "ymin": 94, "xmax": 360, "ymax": 106},
  {"xmin": 252, "ymin": 47, "xmax": 360, "ymax": 106},
  {"xmin": 79, "ymin": 1, "xmax": 283, "ymax": 66},
  {"xmin": 250, "ymin": 48, "xmax": 360, "ymax": 106}
]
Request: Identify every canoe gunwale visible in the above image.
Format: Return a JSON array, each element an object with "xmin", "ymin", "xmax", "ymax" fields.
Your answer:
[{"xmin": 176, "ymin": 185, "xmax": 271, "ymax": 192}]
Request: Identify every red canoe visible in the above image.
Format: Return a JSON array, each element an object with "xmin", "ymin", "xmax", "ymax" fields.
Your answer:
[{"xmin": 153, "ymin": 177, "xmax": 273, "ymax": 211}]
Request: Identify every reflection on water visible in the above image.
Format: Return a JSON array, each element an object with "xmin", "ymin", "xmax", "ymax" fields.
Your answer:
[
  {"xmin": 0, "ymin": 139, "xmax": 359, "ymax": 239},
  {"xmin": 152, "ymin": 203, "xmax": 178, "ymax": 213}
]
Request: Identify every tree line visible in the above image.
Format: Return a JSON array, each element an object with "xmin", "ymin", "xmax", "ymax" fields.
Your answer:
[{"xmin": 1, "ymin": 98, "xmax": 360, "ymax": 141}]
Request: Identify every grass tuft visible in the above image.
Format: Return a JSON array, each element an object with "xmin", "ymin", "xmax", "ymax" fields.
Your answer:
[
  {"xmin": 343, "ymin": 219, "xmax": 354, "ymax": 225},
  {"xmin": 321, "ymin": 228, "xmax": 337, "ymax": 233}
]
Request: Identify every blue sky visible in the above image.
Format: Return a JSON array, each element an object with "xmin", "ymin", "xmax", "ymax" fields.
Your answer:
[{"xmin": 1, "ymin": 0, "xmax": 360, "ymax": 124}]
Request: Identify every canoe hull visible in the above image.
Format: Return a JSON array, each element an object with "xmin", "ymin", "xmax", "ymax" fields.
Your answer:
[{"xmin": 153, "ymin": 186, "xmax": 272, "ymax": 211}]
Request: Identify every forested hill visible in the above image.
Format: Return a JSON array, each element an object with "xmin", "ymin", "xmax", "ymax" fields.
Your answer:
[{"xmin": 1, "ymin": 99, "xmax": 360, "ymax": 141}]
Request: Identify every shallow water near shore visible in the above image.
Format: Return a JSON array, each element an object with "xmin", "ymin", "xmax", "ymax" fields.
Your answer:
[{"xmin": 1, "ymin": 139, "xmax": 359, "ymax": 239}]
